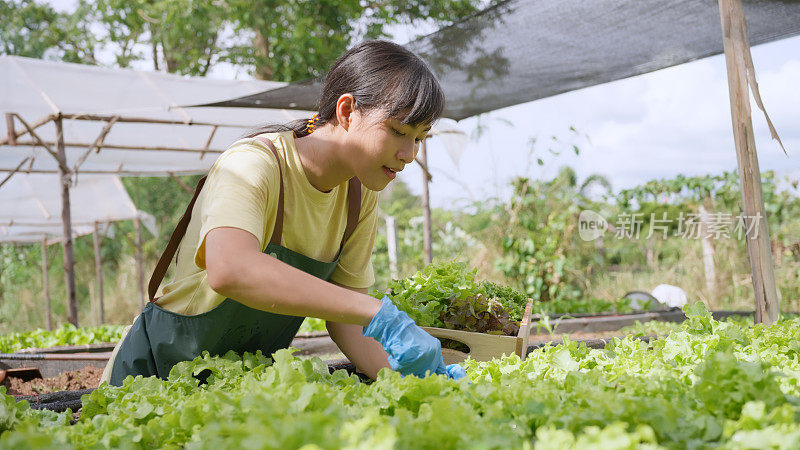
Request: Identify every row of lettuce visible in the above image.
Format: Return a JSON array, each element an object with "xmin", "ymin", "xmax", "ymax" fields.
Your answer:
[
  {"xmin": 2, "ymin": 261, "xmax": 658, "ymax": 353},
  {"xmin": 0, "ymin": 318, "xmax": 327, "ymax": 354},
  {"xmin": 2, "ymin": 303, "xmax": 799, "ymax": 448}
]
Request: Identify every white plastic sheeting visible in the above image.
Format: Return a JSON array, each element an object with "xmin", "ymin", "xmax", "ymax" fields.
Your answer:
[
  {"xmin": 0, "ymin": 174, "xmax": 155, "ymax": 243},
  {"xmin": 0, "ymin": 55, "xmax": 307, "ymax": 176}
]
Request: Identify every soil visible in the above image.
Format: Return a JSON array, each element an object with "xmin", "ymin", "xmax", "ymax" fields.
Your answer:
[{"xmin": 3, "ymin": 366, "xmax": 104, "ymax": 396}]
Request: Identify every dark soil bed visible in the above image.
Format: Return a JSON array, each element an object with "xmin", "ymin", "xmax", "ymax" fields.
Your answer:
[{"xmin": 4, "ymin": 366, "xmax": 103, "ymax": 396}]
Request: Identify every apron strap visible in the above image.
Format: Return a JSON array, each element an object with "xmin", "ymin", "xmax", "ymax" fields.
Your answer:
[
  {"xmin": 148, "ymin": 175, "xmax": 207, "ymax": 302},
  {"xmin": 147, "ymin": 136, "xmax": 285, "ymax": 302}
]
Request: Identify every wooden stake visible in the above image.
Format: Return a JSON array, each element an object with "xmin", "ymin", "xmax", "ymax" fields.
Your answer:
[
  {"xmin": 420, "ymin": 139, "xmax": 433, "ymax": 265},
  {"xmin": 54, "ymin": 116, "xmax": 78, "ymax": 327},
  {"xmin": 699, "ymin": 201, "xmax": 718, "ymax": 302},
  {"xmin": 718, "ymin": 0, "xmax": 780, "ymax": 324},
  {"xmin": 386, "ymin": 215, "xmax": 399, "ymax": 279},
  {"xmin": 41, "ymin": 237, "xmax": 52, "ymax": 331},
  {"xmin": 93, "ymin": 221, "xmax": 105, "ymax": 325},
  {"xmin": 134, "ymin": 217, "xmax": 145, "ymax": 311}
]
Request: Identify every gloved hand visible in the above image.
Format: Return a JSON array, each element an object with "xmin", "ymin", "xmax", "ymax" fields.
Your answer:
[
  {"xmin": 364, "ymin": 296, "xmax": 447, "ymax": 378},
  {"xmin": 446, "ymin": 363, "xmax": 467, "ymax": 380}
]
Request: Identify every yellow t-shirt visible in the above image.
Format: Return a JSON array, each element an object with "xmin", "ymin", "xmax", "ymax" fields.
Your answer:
[{"xmin": 154, "ymin": 131, "xmax": 379, "ymax": 315}]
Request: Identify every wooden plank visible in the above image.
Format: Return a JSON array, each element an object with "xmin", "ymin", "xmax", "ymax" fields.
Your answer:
[
  {"xmin": 421, "ymin": 299, "xmax": 535, "ymax": 365},
  {"xmin": 516, "ymin": 300, "xmax": 534, "ymax": 358},
  {"xmin": 422, "ymin": 326, "xmax": 518, "ymax": 364},
  {"xmin": 717, "ymin": 0, "xmax": 780, "ymax": 324}
]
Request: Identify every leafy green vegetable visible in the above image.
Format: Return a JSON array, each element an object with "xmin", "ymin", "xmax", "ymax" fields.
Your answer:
[
  {"xmin": 0, "ymin": 305, "xmax": 800, "ymax": 449},
  {"xmin": 480, "ymin": 281, "xmax": 529, "ymax": 321},
  {"xmin": 0, "ymin": 324, "xmax": 124, "ymax": 353},
  {"xmin": 378, "ymin": 261, "xmax": 523, "ymax": 334},
  {"xmin": 4, "ymin": 303, "xmax": 800, "ymax": 448},
  {"xmin": 298, "ymin": 318, "xmax": 327, "ymax": 334}
]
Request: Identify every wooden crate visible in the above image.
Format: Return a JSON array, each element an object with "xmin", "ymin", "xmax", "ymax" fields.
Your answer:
[{"xmin": 422, "ymin": 299, "xmax": 533, "ymax": 365}]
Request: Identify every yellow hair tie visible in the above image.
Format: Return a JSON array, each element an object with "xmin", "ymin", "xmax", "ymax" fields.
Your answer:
[{"xmin": 306, "ymin": 113, "xmax": 320, "ymax": 133}]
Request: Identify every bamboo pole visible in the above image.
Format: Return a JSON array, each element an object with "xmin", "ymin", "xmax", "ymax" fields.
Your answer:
[
  {"xmin": 54, "ymin": 116, "xmax": 78, "ymax": 327},
  {"xmin": 420, "ymin": 139, "xmax": 433, "ymax": 265},
  {"xmin": 134, "ymin": 217, "xmax": 145, "ymax": 311},
  {"xmin": 93, "ymin": 221, "xmax": 105, "ymax": 325},
  {"xmin": 41, "ymin": 237, "xmax": 52, "ymax": 331},
  {"xmin": 717, "ymin": 0, "xmax": 780, "ymax": 324}
]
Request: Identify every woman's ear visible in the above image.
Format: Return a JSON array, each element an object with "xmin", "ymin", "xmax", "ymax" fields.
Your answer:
[{"xmin": 335, "ymin": 94, "xmax": 355, "ymax": 131}]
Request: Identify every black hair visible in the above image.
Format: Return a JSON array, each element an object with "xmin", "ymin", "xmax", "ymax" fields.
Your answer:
[{"xmin": 247, "ymin": 40, "xmax": 445, "ymax": 138}]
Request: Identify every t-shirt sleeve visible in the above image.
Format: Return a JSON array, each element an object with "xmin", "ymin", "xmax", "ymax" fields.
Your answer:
[
  {"xmin": 329, "ymin": 187, "xmax": 379, "ymax": 289},
  {"xmin": 194, "ymin": 141, "xmax": 280, "ymax": 269}
]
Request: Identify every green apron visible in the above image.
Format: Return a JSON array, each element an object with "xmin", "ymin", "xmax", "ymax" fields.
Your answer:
[{"xmin": 109, "ymin": 137, "xmax": 361, "ymax": 386}]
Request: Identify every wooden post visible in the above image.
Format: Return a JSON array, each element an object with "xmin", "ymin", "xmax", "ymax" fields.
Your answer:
[
  {"xmin": 699, "ymin": 202, "xmax": 718, "ymax": 301},
  {"xmin": 41, "ymin": 237, "xmax": 52, "ymax": 331},
  {"xmin": 386, "ymin": 215, "xmax": 399, "ymax": 279},
  {"xmin": 54, "ymin": 115, "xmax": 78, "ymax": 326},
  {"xmin": 134, "ymin": 217, "xmax": 145, "ymax": 311},
  {"xmin": 420, "ymin": 139, "xmax": 433, "ymax": 265},
  {"xmin": 718, "ymin": 0, "xmax": 780, "ymax": 324},
  {"xmin": 5, "ymin": 113, "xmax": 16, "ymax": 146},
  {"xmin": 93, "ymin": 221, "xmax": 105, "ymax": 325}
]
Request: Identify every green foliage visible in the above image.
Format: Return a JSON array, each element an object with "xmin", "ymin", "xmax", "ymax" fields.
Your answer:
[
  {"xmin": 298, "ymin": 317, "xmax": 327, "ymax": 334},
  {"xmin": 0, "ymin": 0, "xmax": 97, "ymax": 63},
  {"xmin": 372, "ymin": 179, "xmax": 486, "ymax": 290},
  {"xmin": 0, "ymin": 324, "xmax": 124, "ymax": 352},
  {"xmin": 5, "ymin": 306, "xmax": 800, "ymax": 447},
  {"xmin": 3, "ymin": 0, "xmax": 493, "ymax": 81},
  {"xmin": 495, "ymin": 171, "xmax": 588, "ymax": 306}
]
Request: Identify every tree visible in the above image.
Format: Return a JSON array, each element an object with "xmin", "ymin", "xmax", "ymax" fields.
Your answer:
[
  {"xmin": 0, "ymin": 0, "xmax": 96, "ymax": 63},
  {"xmin": 2, "ymin": 0, "xmax": 495, "ymax": 81}
]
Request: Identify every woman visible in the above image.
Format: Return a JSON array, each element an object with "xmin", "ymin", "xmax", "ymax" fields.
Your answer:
[{"xmin": 102, "ymin": 40, "xmax": 465, "ymax": 385}]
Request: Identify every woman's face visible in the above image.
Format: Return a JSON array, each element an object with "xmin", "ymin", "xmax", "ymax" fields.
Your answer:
[{"xmin": 345, "ymin": 109, "xmax": 431, "ymax": 191}]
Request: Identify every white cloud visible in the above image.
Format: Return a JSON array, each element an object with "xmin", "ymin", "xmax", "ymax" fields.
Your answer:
[{"xmin": 416, "ymin": 37, "xmax": 800, "ymax": 209}]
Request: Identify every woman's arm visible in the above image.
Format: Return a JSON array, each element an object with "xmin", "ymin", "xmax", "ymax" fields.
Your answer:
[
  {"xmin": 205, "ymin": 226, "xmax": 381, "ymax": 326},
  {"xmin": 326, "ymin": 284, "xmax": 391, "ymax": 379}
]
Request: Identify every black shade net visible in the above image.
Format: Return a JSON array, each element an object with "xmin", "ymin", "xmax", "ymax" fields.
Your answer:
[{"xmin": 200, "ymin": 0, "xmax": 800, "ymax": 120}]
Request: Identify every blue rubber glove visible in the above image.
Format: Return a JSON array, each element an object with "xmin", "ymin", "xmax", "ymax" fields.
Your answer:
[
  {"xmin": 445, "ymin": 363, "xmax": 467, "ymax": 380},
  {"xmin": 364, "ymin": 296, "xmax": 447, "ymax": 378}
]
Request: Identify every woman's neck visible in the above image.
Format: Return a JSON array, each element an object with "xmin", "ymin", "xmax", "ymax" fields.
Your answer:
[{"xmin": 293, "ymin": 127, "xmax": 354, "ymax": 193}]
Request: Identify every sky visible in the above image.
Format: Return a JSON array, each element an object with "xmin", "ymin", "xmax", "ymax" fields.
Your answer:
[
  {"xmin": 409, "ymin": 35, "xmax": 800, "ymax": 209},
  {"xmin": 46, "ymin": 0, "xmax": 800, "ymax": 209}
]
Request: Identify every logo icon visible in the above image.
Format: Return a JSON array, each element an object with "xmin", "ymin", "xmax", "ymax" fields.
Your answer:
[{"xmin": 578, "ymin": 210, "xmax": 608, "ymax": 241}]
